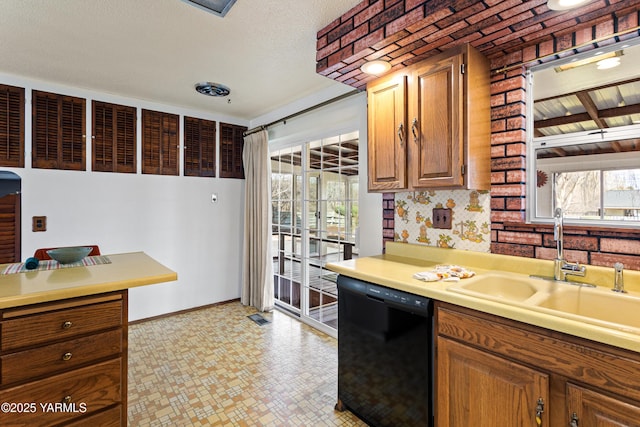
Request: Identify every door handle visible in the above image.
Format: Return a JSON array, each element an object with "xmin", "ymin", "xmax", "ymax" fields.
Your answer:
[
  {"xmin": 411, "ymin": 118, "xmax": 419, "ymax": 143},
  {"xmin": 397, "ymin": 123, "xmax": 404, "ymax": 144}
]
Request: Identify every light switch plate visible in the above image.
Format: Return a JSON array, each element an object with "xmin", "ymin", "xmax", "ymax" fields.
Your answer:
[{"xmin": 433, "ymin": 208, "xmax": 452, "ymax": 229}]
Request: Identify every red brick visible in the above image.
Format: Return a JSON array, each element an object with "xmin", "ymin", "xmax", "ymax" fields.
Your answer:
[
  {"xmin": 600, "ymin": 238, "xmax": 640, "ymax": 255},
  {"xmin": 591, "ymin": 252, "xmax": 640, "ymax": 271},
  {"xmin": 492, "ymin": 242, "xmax": 534, "ymax": 258},
  {"xmin": 506, "ymin": 89, "xmax": 525, "ymax": 104},
  {"xmin": 466, "ymin": 0, "xmax": 521, "ymax": 25},
  {"xmin": 618, "ymin": 9, "xmax": 640, "ymax": 31},
  {"xmin": 316, "ymin": 39, "xmax": 341, "ymax": 62},
  {"xmin": 328, "ymin": 45, "xmax": 355, "ymax": 68},
  {"xmin": 354, "ymin": 28, "xmax": 385, "ymax": 53},
  {"xmin": 498, "ymin": 230, "xmax": 542, "ymax": 245},
  {"xmin": 491, "ymin": 130, "xmax": 526, "ymax": 145},
  {"xmin": 491, "ymin": 103, "xmax": 526, "ymax": 120},
  {"xmin": 491, "ymin": 171, "xmax": 506, "ymax": 184},
  {"xmin": 506, "ymin": 170, "xmax": 525, "ymax": 183},
  {"xmin": 491, "ymin": 157, "xmax": 525, "ymax": 171},
  {"xmin": 328, "ymin": 20, "xmax": 355, "ymax": 44},
  {"xmin": 405, "ymin": 8, "xmax": 453, "ymax": 35},
  {"xmin": 318, "ymin": 17, "xmax": 341, "ymax": 38},
  {"xmin": 342, "ymin": 23, "xmax": 370, "ymax": 47},
  {"xmin": 491, "ymin": 75, "xmax": 526, "ymax": 94},
  {"xmin": 369, "ymin": 1, "xmax": 405, "ymax": 31},
  {"xmin": 491, "ymin": 93, "xmax": 506, "ymax": 107},
  {"xmin": 506, "ymin": 197, "xmax": 526, "ymax": 210},
  {"xmin": 490, "ymin": 144, "xmax": 505, "ymax": 158},
  {"xmin": 490, "ymin": 183, "xmax": 526, "ymax": 197},
  {"xmin": 491, "ymin": 197, "xmax": 505, "ymax": 210},
  {"xmin": 595, "ymin": 19, "xmax": 616, "ymax": 39},
  {"xmin": 506, "ymin": 117, "xmax": 525, "ymax": 130},
  {"xmin": 354, "ymin": 1, "xmax": 385, "ymax": 27},
  {"xmin": 491, "ymin": 120, "xmax": 506, "ymax": 134},
  {"xmin": 386, "ymin": 7, "xmax": 424, "ymax": 36},
  {"xmin": 506, "ymin": 143, "xmax": 526, "ymax": 157}
]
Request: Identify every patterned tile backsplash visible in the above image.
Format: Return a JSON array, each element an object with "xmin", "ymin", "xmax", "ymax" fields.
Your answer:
[{"xmin": 394, "ymin": 189, "xmax": 491, "ymax": 252}]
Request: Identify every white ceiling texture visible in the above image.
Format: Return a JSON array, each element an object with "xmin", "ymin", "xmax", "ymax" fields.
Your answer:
[{"xmin": 0, "ymin": 0, "xmax": 361, "ymax": 120}]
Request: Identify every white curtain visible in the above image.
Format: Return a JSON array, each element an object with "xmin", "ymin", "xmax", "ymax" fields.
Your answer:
[{"xmin": 241, "ymin": 129, "xmax": 274, "ymax": 312}]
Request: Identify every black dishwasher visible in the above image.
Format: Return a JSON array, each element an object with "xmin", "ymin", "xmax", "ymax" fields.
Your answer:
[{"xmin": 336, "ymin": 274, "xmax": 434, "ymax": 427}]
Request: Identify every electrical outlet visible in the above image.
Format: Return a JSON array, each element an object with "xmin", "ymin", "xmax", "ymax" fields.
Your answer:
[
  {"xmin": 211, "ymin": 193, "xmax": 218, "ymax": 203},
  {"xmin": 33, "ymin": 216, "xmax": 47, "ymax": 232},
  {"xmin": 432, "ymin": 208, "xmax": 452, "ymax": 229}
]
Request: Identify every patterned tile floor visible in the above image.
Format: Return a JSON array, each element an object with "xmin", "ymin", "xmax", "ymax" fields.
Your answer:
[{"xmin": 128, "ymin": 301, "xmax": 367, "ymax": 426}]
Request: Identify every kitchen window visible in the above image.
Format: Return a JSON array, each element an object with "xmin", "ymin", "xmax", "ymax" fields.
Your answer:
[{"xmin": 32, "ymin": 90, "xmax": 86, "ymax": 171}]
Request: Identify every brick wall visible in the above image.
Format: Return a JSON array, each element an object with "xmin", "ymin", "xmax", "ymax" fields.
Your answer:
[{"xmin": 319, "ymin": 1, "xmax": 640, "ymax": 269}]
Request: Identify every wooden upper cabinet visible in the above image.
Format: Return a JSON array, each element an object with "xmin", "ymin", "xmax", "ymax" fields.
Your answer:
[
  {"xmin": 219, "ymin": 122, "xmax": 246, "ymax": 179},
  {"xmin": 367, "ymin": 75, "xmax": 407, "ymax": 191},
  {"xmin": 366, "ymin": 44, "xmax": 490, "ymax": 192},
  {"xmin": 142, "ymin": 109, "xmax": 179, "ymax": 176},
  {"xmin": 32, "ymin": 90, "xmax": 86, "ymax": 171},
  {"xmin": 409, "ymin": 53, "xmax": 462, "ymax": 188},
  {"xmin": 92, "ymin": 101, "xmax": 136, "ymax": 173},
  {"xmin": 0, "ymin": 84, "xmax": 25, "ymax": 168},
  {"xmin": 184, "ymin": 116, "xmax": 216, "ymax": 177}
]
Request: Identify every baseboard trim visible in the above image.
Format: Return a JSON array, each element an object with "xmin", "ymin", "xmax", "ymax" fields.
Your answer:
[{"xmin": 129, "ymin": 298, "xmax": 241, "ymax": 325}]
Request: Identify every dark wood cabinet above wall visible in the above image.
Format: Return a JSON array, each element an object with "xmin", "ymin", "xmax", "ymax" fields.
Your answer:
[
  {"xmin": 32, "ymin": 90, "xmax": 86, "ymax": 171},
  {"xmin": 92, "ymin": 101, "xmax": 137, "ymax": 174},
  {"xmin": 142, "ymin": 109, "xmax": 179, "ymax": 176},
  {"xmin": 219, "ymin": 122, "xmax": 246, "ymax": 179},
  {"xmin": 0, "ymin": 84, "xmax": 25, "ymax": 168},
  {"xmin": 184, "ymin": 116, "xmax": 216, "ymax": 177}
]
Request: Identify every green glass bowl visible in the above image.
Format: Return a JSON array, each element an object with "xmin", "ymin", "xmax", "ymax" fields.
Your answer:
[{"xmin": 46, "ymin": 246, "xmax": 92, "ymax": 264}]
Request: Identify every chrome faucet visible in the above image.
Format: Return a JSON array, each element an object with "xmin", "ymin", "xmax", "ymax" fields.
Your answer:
[
  {"xmin": 553, "ymin": 208, "xmax": 586, "ymax": 281},
  {"xmin": 613, "ymin": 262, "xmax": 626, "ymax": 293}
]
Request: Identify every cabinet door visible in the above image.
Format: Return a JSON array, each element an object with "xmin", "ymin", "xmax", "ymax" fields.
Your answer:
[
  {"xmin": 567, "ymin": 383, "xmax": 640, "ymax": 427},
  {"xmin": 367, "ymin": 75, "xmax": 407, "ymax": 191},
  {"xmin": 409, "ymin": 53, "xmax": 463, "ymax": 188},
  {"xmin": 437, "ymin": 336, "xmax": 549, "ymax": 427}
]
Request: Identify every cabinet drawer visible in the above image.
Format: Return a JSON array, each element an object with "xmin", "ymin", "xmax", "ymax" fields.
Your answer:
[
  {"xmin": 1, "ymin": 300, "xmax": 123, "ymax": 351},
  {"xmin": 1, "ymin": 329, "xmax": 122, "ymax": 385},
  {"xmin": 0, "ymin": 358, "xmax": 121, "ymax": 427},
  {"xmin": 64, "ymin": 404, "xmax": 122, "ymax": 427}
]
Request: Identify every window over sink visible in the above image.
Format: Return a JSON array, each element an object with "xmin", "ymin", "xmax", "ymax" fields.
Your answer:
[{"xmin": 527, "ymin": 38, "xmax": 640, "ymax": 227}]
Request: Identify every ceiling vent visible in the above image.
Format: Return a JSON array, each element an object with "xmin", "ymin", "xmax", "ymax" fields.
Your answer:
[
  {"xmin": 181, "ymin": 0, "xmax": 237, "ymax": 17},
  {"xmin": 195, "ymin": 82, "xmax": 231, "ymax": 97}
]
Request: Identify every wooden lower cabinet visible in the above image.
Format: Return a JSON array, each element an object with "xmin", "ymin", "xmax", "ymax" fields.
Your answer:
[
  {"xmin": 0, "ymin": 291, "xmax": 127, "ymax": 426},
  {"xmin": 436, "ymin": 302, "xmax": 640, "ymax": 427},
  {"xmin": 437, "ymin": 336, "xmax": 549, "ymax": 426}
]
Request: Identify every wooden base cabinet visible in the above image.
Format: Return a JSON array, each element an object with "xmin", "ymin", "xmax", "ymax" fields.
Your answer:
[
  {"xmin": 436, "ymin": 302, "xmax": 640, "ymax": 427},
  {"xmin": 366, "ymin": 44, "xmax": 490, "ymax": 192},
  {"xmin": 0, "ymin": 291, "xmax": 127, "ymax": 426}
]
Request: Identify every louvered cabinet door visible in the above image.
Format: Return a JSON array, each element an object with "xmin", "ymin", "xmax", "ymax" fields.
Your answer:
[
  {"xmin": 219, "ymin": 122, "xmax": 246, "ymax": 179},
  {"xmin": 93, "ymin": 101, "xmax": 136, "ymax": 173},
  {"xmin": 32, "ymin": 90, "xmax": 86, "ymax": 170},
  {"xmin": 0, "ymin": 193, "xmax": 20, "ymax": 263},
  {"xmin": 142, "ymin": 109, "xmax": 178, "ymax": 176},
  {"xmin": 184, "ymin": 116, "xmax": 216, "ymax": 177},
  {"xmin": 0, "ymin": 84, "xmax": 25, "ymax": 167}
]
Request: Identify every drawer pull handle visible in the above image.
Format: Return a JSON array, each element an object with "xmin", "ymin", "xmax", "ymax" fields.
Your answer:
[
  {"xmin": 62, "ymin": 352, "xmax": 73, "ymax": 361},
  {"xmin": 62, "ymin": 395, "xmax": 72, "ymax": 404},
  {"xmin": 62, "ymin": 321, "xmax": 73, "ymax": 329}
]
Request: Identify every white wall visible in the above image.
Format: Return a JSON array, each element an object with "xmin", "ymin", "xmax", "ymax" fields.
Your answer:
[{"xmin": 1, "ymin": 72, "xmax": 247, "ymax": 321}]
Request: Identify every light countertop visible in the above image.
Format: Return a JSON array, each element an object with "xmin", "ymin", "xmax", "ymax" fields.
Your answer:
[
  {"xmin": 0, "ymin": 252, "xmax": 177, "ymax": 309},
  {"xmin": 327, "ymin": 242, "xmax": 640, "ymax": 353}
]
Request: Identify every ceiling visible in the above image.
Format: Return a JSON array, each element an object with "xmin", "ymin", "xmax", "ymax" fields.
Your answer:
[{"xmin": 0, "ymin": 0, "xmax": 361, "ymax": 121}]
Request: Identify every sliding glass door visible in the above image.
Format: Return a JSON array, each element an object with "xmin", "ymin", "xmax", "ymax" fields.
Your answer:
[{"xmin": 271, "ymin": 131, "xmax": 359, "ymax": 335}]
